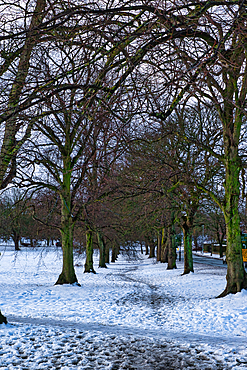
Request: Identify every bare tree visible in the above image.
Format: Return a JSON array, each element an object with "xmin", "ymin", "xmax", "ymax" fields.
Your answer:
[
  {"xmin": 18, "ymin": 29, "xmax": 127, "ymax": 283},
  {"xmin": 0, "ymin": 188, "xmax": 34, "ymax": 250},
  {"xmin": 88, "ymin": 0, "xmax": 247, "ymax": 295}
]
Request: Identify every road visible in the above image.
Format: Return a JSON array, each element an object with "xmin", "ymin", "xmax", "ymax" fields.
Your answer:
[
  {"xmin": 192, "ymin": 253, "xmax": 247, "ymax": 271},
  {"xmin": 177, "ymin": 251, "xmax": 226, "ymax": 268},
  {"xmin": 192, "ymin": 254, "xmax": 227, "ymax": 268}
]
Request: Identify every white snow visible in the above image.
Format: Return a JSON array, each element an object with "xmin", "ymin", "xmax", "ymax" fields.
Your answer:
[{"xmin": 0, "ymin": 245, "xmax": 247, "ymax": 369}]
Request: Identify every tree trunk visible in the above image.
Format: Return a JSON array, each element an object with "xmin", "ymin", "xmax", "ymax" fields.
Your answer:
[
  {"xmin": 55, "ymin": 186, "xmax": 78, "ymax": 285},
  {"xmin": 111, "ymin": 245, "xmax": 117, "ymax": 262},
  {"xmin": 115, "ymin": 245, "xmax": 120, "ymax": 260},
  {"xmin": 14, "ymin": 238, "xmax": 20, "ymax": 251},
  {"xmin": 182, "ymin": 223, "xmax": 193, "ymax": 274},
  {"xmin": 160, "ymin": 227, "xmax": 168, "ymax": 263},
  {"xmin": 0, "ymin": 310, "xmax": 7, "ymax": 324},
  {"xmin": 84, "ymin": 228, "xmax": 96, "ymax": 273},
  {"xmin": 145, "ymin": 242, "xmax": 149, "ymax": 255},
  {"xmin": 148, "ymin": 241, "xmax": 155, "ymax": 258},
  {"xmin": 140, "ymin": 242, "xmax": 143, "ymax": 254},
  {"xmin": 105, "ymin": 244, "xmax": 110, "ymax": 264},
  {"xmin": 219, "ymin": 147, "xmax": 247, "ymax": 296},
  {"xmin": 97, "ymin": 231, "xmax": 107, "ymax": 268},
  {"xmin": 157, "ymin": 231, "xmax": 161, "ymax": 262},
  {"xmin": 13, "ymin": 232, "xmax": 20, "ymax": 251},
  {"xmin": 167, "ymin": 225, "xmax": 177, "ymax": 270},
  {"xmin": 111, "ymin": 245, "xmax": 120, "ymax": 262}
]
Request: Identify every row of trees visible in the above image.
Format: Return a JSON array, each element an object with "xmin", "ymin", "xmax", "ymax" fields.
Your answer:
[
  {"xmin": 0, "ymin": 167, "xmax": 229, "ymax": 269},
  {"xmin": 1, "ymin": 1, "xmax": 247, "ymax": 323},
  {"xmin": 1, "ymin": 103, "xmax": 241, "ymax": 276}
]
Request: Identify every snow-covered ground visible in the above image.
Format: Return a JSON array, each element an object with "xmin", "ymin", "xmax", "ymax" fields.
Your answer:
[{"xmin": 0, "ymin": 245, "xmax": 247, "ymax": 369}]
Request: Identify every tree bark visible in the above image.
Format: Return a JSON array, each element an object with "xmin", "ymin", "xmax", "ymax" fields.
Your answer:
[
  {"xmin": 84, "ymin": 228, "xmax": 96, "ymax": 273},
  {"xmin": 115, "ymin": 245, "xmax": 120, "ymax": 260},
  {"xmin": 111, "ymin": 245, "xmax": 117, "ymax": 262},
  {"xmin": 208, "ymin": 26, "xmax": 247, "ymax": 295},
  {"xmin": 160, "ymin": 227, "xmax": 168, "ymax": 263},
  {"xmin": 55, "ymin": 212, "xmax": 78, "ymax": 284},
  {"xmin": 157, "ymin": 231, "xmax": 161, "ymax": 262},
  {"xmin": 167, "ymin": 224, "xmax": 177, "ymax": 270},
  {"xmin": 182, "ymin": 222, "xmax": 193, "ymax": 274},
  {"xmin": 219, "ymin": 142, "xmax": 247, "ymax": 296},
  {"xmin": 105, "ymin": 244, "xmax": 110, "ymax": 264},
  {"xmin": 148, "ymin": 241, "xmax": 155, "ymax": 258},
  {"xmin": 13, "ymin": 231, "xmax": 21, "ymax": 251},
  {"xmin": 55, "ymin": 170, "xmax": 78, "ymax": 285},
  {"xmin": 97, "ymin": 231, "xmax": 107, "ymax": 268},
  {"xmin": 145, "ymin": 242, "xmax": 149, "ymax": 255}
]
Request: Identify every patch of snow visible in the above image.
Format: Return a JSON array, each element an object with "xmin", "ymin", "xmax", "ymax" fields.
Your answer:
[{"xmin": 0, "ymin": 246, "xmax": 247, "ymax": 368}]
